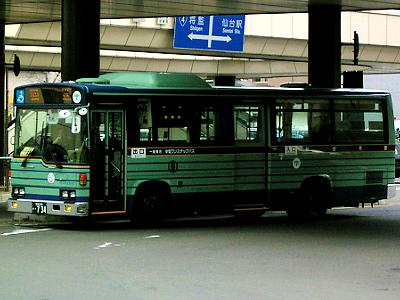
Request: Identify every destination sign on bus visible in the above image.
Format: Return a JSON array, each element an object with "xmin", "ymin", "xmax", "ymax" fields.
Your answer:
[{"xmin": 15, "ymin": 86, "xmax": 82, "ymax": 105}]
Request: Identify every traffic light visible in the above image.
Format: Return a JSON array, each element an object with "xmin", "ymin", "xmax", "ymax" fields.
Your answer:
[
  {"xmin": 343, "ymin": 71, "xmax": 363, "ymax": 88},
  {"xmin": 13, "ymin": 54, "xmax": 20, "ymax": 76},
  {"xmin": 353, "ymin": 31, "xmax": 359, "ymax": 65}
]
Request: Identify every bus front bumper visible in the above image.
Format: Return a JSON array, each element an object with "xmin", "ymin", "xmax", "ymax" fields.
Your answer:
[{"xmin": 8, "ymin": 198, "xmax": 89, "ymax": 217}]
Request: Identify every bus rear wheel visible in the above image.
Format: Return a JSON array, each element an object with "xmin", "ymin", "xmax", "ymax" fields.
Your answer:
[{"xmin": 286, "ymin": 178, "xmax": 329, "ymax": 219}]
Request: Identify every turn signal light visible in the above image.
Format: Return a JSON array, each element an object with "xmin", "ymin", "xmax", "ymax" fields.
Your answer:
[{"xmin": 79, "ymin": 173, "xmax": 87, "ymax": 186}]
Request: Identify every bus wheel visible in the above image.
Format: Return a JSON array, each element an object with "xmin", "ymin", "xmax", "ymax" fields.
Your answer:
[
  {"xmin": 303, "ymin": 184, "xmax": 328, "ymax": 218},
  {"xmin": 287, "ymin": 178, "xmax": 329, "ymax": 219},
  {"xmin": 131, "ymin": 183, "xmax": 170, "ymax": 224}
]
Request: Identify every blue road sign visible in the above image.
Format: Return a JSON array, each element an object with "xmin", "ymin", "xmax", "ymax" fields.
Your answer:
[{"xmin": 174, "ymin": 15, "xmax": 245, "ymax": 52}]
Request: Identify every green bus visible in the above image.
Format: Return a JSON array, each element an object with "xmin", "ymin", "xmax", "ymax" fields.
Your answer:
[{"xmin": 8, "ymin": 71, "xmax": 396, "ymax": 221}]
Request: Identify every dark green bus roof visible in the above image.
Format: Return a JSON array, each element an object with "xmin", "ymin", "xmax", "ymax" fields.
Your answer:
[{"xmin": 76, "ymin": 71, "xmax": 212, "ymax": 89}]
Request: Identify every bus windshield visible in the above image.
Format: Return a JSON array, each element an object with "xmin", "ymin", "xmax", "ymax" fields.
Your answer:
[{"xmin": 15, "ymin": 108, "xmax": 88, "ymax": 164}]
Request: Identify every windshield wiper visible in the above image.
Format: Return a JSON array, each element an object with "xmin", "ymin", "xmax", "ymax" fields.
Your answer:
[{"xmin": 21, "ymin": 147, "xmax": 35, "ymax": 167}]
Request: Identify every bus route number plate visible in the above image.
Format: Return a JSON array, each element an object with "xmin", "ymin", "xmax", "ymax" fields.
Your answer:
[{"xmin": 32, "ymin": 202, "xmax": 47, "ymax": 215}]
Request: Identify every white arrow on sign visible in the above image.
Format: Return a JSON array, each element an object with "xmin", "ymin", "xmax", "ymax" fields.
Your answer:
[
  {"xmin": 187, "ymin": 16, "xmax": 232, "ymax": 48},
  {"xmin": 188, "ymin": 32, "xmax": 231, "ymax": 44}
]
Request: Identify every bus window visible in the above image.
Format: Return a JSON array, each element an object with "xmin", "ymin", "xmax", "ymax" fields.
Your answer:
[
  {"xmin": 137, "ymin": 98, "xmax": 153, "ymax": 142},
  {"xmin": 156, "ymin": 102, "xmax": 189, "ymax": 142},
  {"xmin": 15, "ymin": 108, "xmax": 88, "ymax": 164},
  {"xmin": 200, "ymin": 106, "xmax": 216, "ymax": 141},
  {"xmin": 275, "ymin": 99, "xmax": 330, "ymax": 144},
  {"xmin": 234, "ymin": 105, "xmax": 264, "ymax": 143},
  {"xmin": 334, "ymin": 99, "xmax": 384, "ymax": 143}
]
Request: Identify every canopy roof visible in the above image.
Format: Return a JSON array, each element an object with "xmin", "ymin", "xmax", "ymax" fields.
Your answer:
[{"xmin": 2, "ymin": 0, "xmax": 400, "ymax": 24}]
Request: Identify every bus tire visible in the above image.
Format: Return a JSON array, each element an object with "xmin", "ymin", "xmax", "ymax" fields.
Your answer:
[
  {"xmin": 131, "ymin": 181, "xmax": 171, "ymax": 224},
  {"xmin": 287, "ymin": 177, "xmax": 330, "ymax": 219},
  {"xmin": 303, "ymin": 181, "xmax": 328, "ymax": 218}
]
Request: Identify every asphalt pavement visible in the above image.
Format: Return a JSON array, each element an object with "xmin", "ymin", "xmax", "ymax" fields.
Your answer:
[{"xmin": 2, "ymin": 190, "xmax": 400, "ymax": 300}]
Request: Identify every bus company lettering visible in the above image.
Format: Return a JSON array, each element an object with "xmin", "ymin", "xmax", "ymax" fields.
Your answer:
[
  {"xmin": 144, "ymin": 148, "xmax": 196, "ymax": 155},
  {"xmin": 165, "ymin": 148, "xmax": 195, "ymax": 155}
]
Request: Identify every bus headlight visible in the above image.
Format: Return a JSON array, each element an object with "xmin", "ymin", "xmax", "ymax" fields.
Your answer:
[
  {"xmin": 12, "ymin": 187, "xmax": 25, "ymax": 197},
  {"xmin": 60, "ymin": 190, "xmax": 77, "ymax": 200}
]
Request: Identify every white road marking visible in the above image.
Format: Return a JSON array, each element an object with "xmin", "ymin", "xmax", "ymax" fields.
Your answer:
[
  {"xmin": 144, "ymin": 235, "xmax": 160, "ymax": 239},
  {"xmin": 94, "ymin": 242, "xmax": 124, "ymax": 250},
  {"xmin": 95, "ymin": 242, "xmax": 112, "ymax": 249},
  {"xmin": 1, "ymin": 228, "xmax": 52, "ymax": 236}
]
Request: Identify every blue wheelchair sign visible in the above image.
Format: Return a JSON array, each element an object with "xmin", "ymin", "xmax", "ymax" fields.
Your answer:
[{"xmin": 16, "ymin": 90, "xmax": 25, "ymax": 104}]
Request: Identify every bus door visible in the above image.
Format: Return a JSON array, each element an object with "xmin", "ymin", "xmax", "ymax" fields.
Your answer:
[
  {"xmin": 90, "ymin": 110, "xmax": 126, "ymax": 213},
  {"xmin": 233, "ymin": 104, "xmax": 268, "ymax": 210}
]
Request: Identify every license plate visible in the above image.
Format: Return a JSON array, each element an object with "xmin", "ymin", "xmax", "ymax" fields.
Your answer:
[{"xmin": 32, "ymin": 202, "xmax": 47, "ymax": 215}]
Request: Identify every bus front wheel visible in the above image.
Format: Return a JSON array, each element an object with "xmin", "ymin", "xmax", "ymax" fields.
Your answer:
[{"xmin": 131, "ymin": 182, "xmax": 170, "ymax": 224}]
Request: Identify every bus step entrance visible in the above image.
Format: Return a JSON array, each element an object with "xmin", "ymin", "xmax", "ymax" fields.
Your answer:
[
  {"xmin": 233, "ymin": 204, "xmax": 269, "ymax": 213},
  {"xmin": 91, "ymin": 198, "xmax": 123, "ymax": 212}
]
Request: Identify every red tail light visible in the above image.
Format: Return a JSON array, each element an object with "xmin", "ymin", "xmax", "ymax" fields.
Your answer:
[{"xmin": 79, "ymin": 173, "xmax": 87, "ymax": 186}]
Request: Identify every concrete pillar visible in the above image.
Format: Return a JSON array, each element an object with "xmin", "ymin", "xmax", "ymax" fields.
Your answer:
[
  {"xmin": 308, "ymin": 5, "xmax": 341, "ymax": 88},
  {"xmin": 0, "ymin": 18, "xmax": 5, "ymax": 185},
  {"xmin": 62, "ymin": 0, "xmax": 100, "ymax": 81}
]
